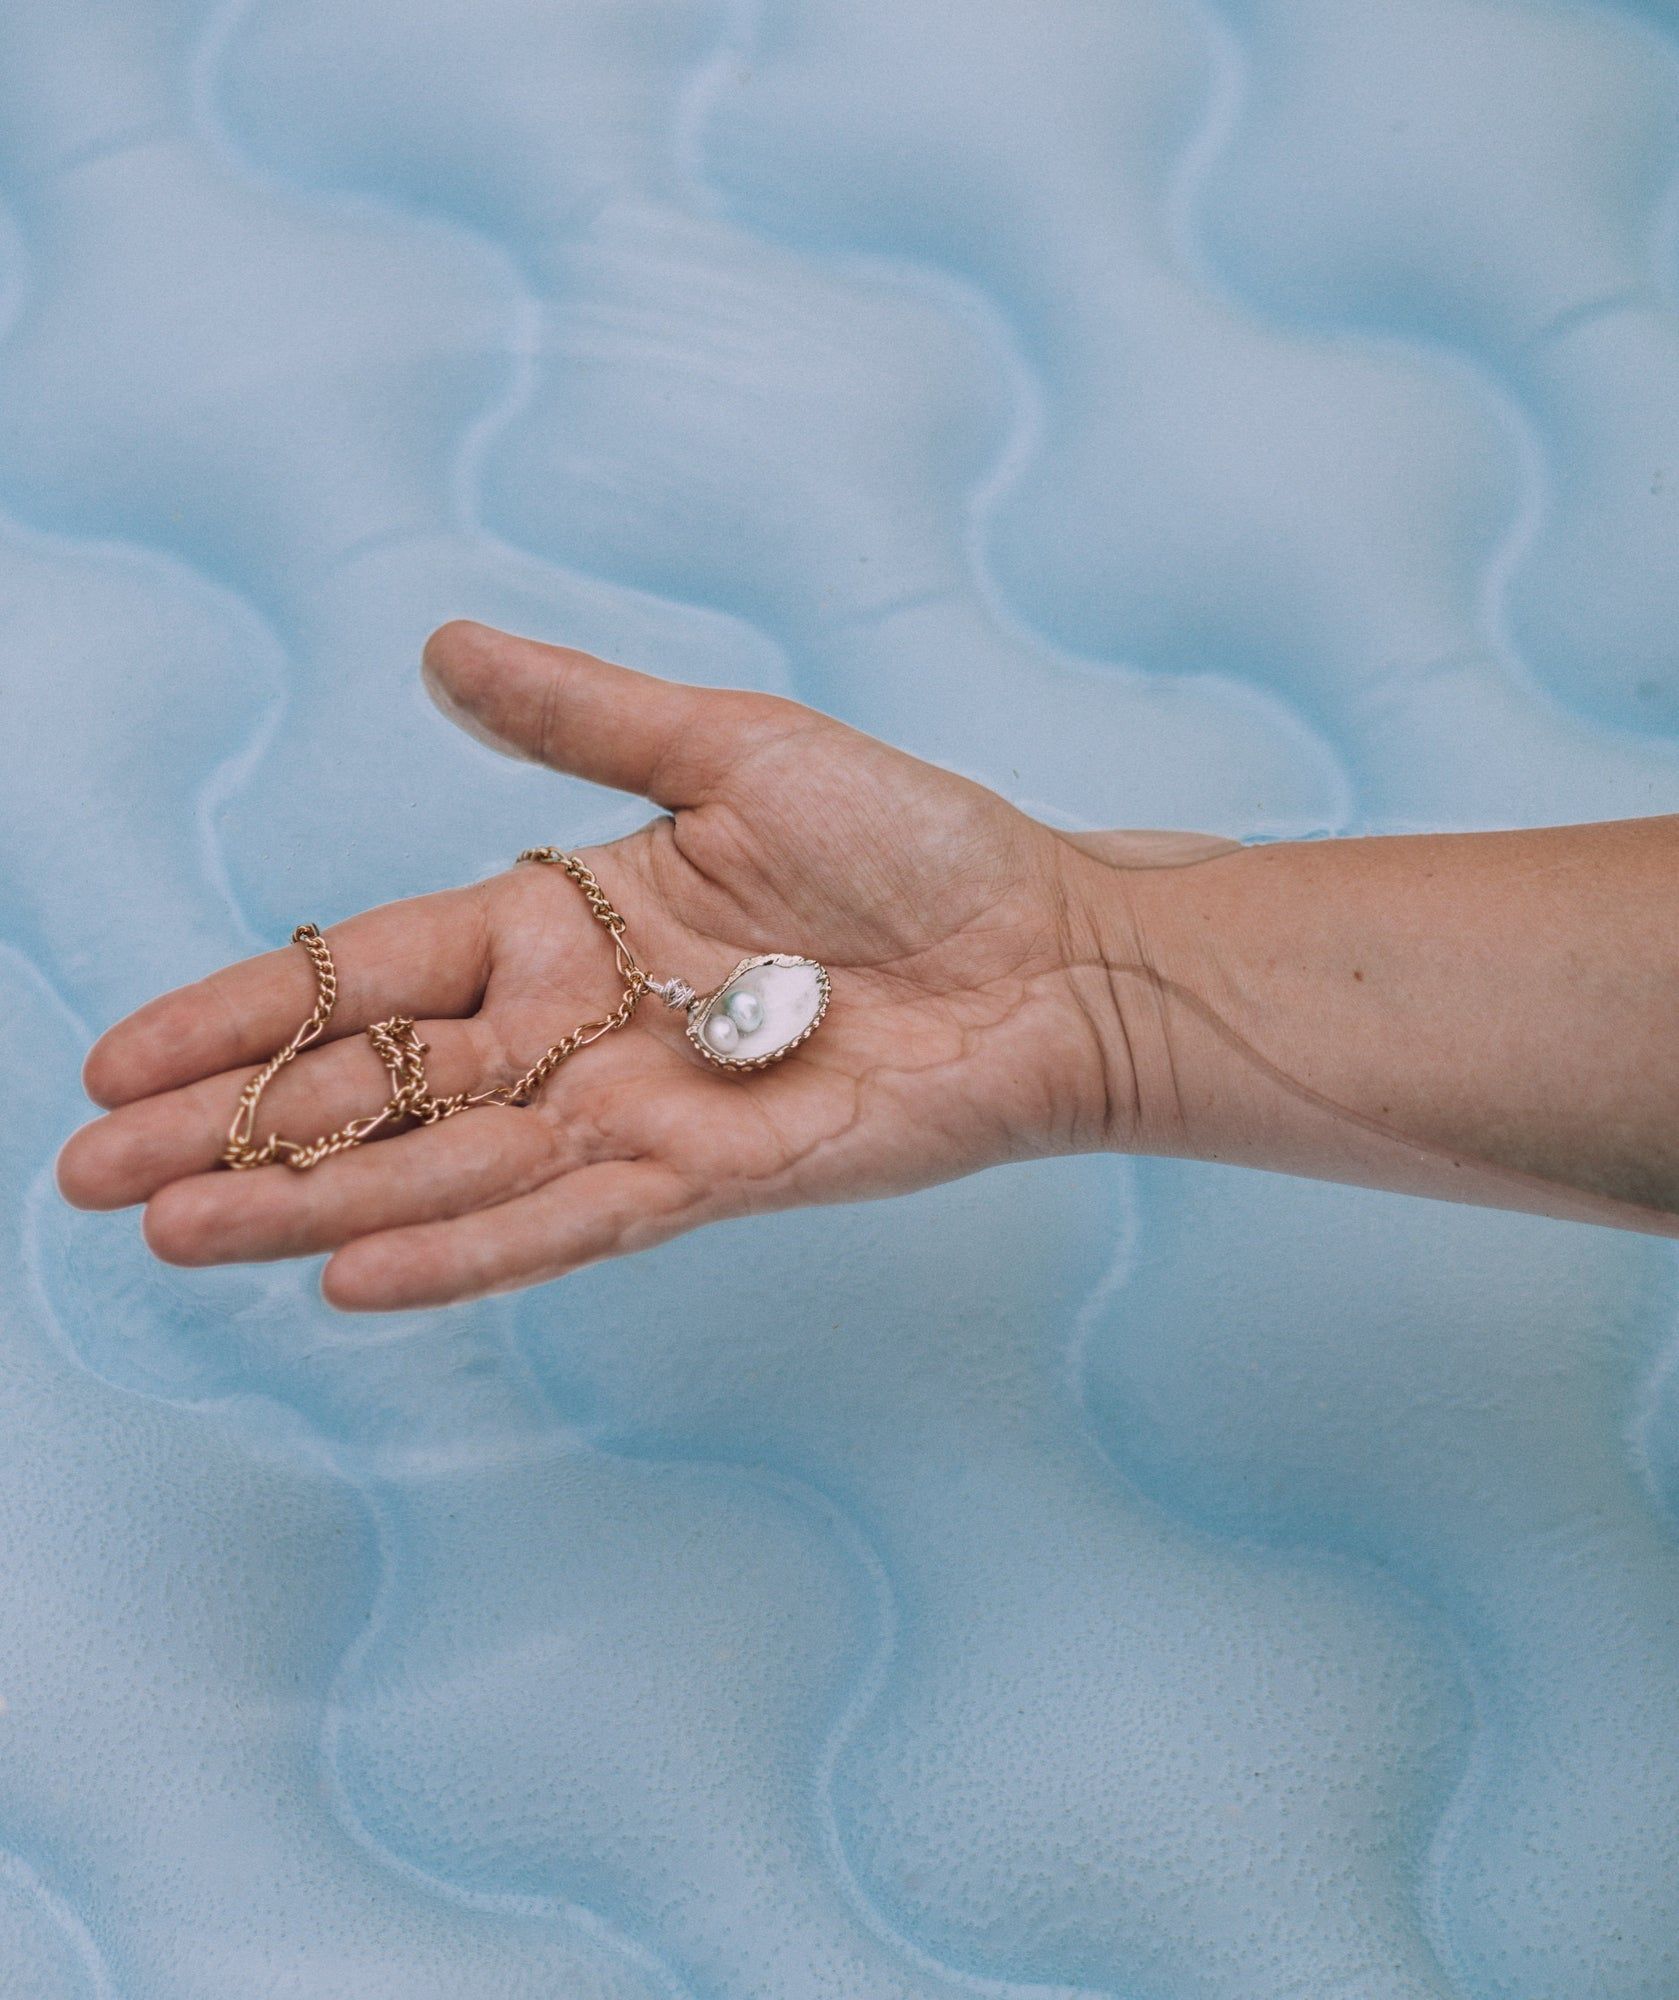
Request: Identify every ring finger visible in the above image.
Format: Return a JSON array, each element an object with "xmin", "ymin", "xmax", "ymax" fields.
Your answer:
[
  {"xmin": 141, "ymin": 1091, "xmax": 603, "ymax": 1267},
  {"xmin": 58, "ymin": 1016, "xmax": 503, "ymax": 1211}
]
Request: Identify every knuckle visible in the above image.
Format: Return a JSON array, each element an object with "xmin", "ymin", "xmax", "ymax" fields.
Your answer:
[{"xmin": 532, "ymin": 1087, "xmax": 616, "ymax": 1170}]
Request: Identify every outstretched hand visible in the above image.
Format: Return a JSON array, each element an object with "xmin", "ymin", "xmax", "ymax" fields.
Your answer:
[{"xmin": 58, "ymin": 624, "xmax": 1135, "ymax": 1309}]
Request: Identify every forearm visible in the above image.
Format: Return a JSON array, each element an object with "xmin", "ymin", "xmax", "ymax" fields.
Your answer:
[{"xmin": 1072, "ymin": 815, "xmax": 1679, "ymax": 1236}]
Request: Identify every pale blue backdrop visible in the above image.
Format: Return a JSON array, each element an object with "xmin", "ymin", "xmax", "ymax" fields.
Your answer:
[{"xmin": 3, "ymin": 2, "xmax": 1678, "ymax": 1995}]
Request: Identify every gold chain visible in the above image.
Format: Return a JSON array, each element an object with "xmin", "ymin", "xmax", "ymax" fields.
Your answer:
[{"xmin": 221, "ymin": 849, "xmax": 649, "ymax": 1172}]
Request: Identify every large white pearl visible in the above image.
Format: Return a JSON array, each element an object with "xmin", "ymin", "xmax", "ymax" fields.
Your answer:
[
  {"xmin": 703, "ymin": 1013, "xmax": 741, "ymax": 1054},
  {"xmin": 724, "ymin": 989, "xmax": 765, "ymax": 1034}
]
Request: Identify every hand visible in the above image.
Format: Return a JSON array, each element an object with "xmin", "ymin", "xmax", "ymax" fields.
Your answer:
[{"xmin": 57, "ymin": 623, "xmax": 1141, "ymax": 1309}]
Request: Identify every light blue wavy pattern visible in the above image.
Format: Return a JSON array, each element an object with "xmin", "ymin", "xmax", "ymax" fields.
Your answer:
[{"xmin": 2, "ymin": 2, "xmax": 1676, "ymax": 1995}]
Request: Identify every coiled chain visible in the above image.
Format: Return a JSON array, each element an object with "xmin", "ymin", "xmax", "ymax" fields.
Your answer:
[{"xmin": 221, "ymin": 850, "xmax": 651, "ymax": 1172}]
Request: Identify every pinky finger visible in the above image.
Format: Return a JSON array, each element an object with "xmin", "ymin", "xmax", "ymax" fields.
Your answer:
[{"xmin": 320, "ymin": 1159, "xmax": 697, "ymax": 1311}]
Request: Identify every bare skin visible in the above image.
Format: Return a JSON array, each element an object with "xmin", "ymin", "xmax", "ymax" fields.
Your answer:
[{"xmin": 56, "ymin": 622, "xmax": 1679, "ymax": 1310}]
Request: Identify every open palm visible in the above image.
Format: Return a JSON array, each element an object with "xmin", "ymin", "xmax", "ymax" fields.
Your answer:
[{"xmin": 59, "ymin": 623, "xmax": 1125, "ymax": 1309}]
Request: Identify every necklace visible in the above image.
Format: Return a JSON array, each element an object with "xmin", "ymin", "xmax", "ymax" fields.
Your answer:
[{"xmin": 220, "ymin": 847, "xmax": 830, "ymax": 1172}]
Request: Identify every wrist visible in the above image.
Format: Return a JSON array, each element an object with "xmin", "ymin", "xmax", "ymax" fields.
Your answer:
[{"xmin": 1051, "ymin": 829, "xmax": 1248, "ymax": 1158}]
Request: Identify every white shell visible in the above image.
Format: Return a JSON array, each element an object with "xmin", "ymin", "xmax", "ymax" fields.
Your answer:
[{"xmin": 688, "ymin": 955, "xmax": 829, "ymax": 1070}]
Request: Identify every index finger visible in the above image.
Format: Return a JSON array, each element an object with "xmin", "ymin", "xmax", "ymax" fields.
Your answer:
[{"xmin": 83, "ymin": 882, "xmax": 493, "ymax": 1110}]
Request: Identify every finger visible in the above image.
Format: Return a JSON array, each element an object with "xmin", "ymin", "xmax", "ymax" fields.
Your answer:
[
  {"xmin": 322, "ymin": 1159, "xmax": 696, "ymax": 1311},
  {"xmin": 139, "ymin": 1092, "xmax": 602, "ymax": 1267},
  {"xmin": 82, "ymin": 883, "xmax": 492, "ymax": 1111},
  {"xmin": 59, "ymin": 1017, "xmax": 499, "ymax": 1211},
  {"xmin": 421, "ymin": 620, "xmax": 801, "ymax": 808}
]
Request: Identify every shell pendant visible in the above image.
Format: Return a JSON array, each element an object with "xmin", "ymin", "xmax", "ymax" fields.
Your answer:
[{"xmin": 676, "ymin": 954, "xmax": 831, "ymax": 1071}]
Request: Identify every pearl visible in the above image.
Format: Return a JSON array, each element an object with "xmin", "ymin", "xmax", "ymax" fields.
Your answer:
[
  {"xmin": 703, "ymin": 1012, "xmax": 740, "ymax": 1054},
  {"xmin": 724, "ymin": 990, "xmax": 765, "ymax": 1034}
]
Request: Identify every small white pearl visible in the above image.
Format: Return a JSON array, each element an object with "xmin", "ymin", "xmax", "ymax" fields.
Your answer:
[
  {"xmin": 725, "ymin": 989, "xmax": 765, "ymax": 1034},
  {"xmin": 703, "ymin": 1012, "xmax": 740, "ymax": 1054}
]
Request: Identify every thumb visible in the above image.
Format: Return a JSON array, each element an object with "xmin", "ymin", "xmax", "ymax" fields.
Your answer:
[{"xmin": 421, "ymin": 621, "xmax": 763, "ymax": 807}]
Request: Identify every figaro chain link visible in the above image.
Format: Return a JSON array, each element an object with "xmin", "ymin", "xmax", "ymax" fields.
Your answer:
[{"xmin": 221, "ymin": 850, "xmax": 649, "ymax": 1173}]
